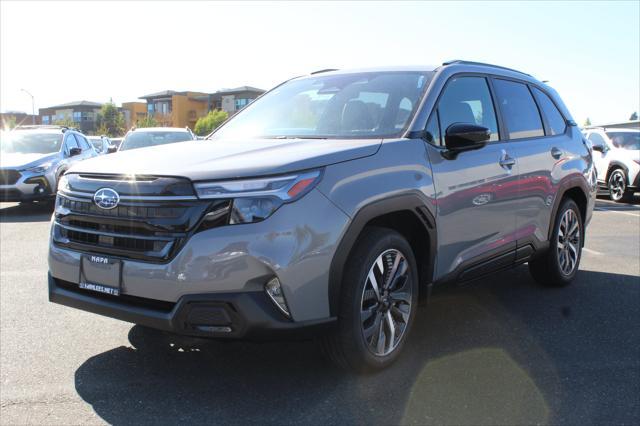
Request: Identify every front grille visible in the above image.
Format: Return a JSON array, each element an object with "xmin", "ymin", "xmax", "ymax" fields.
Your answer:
[
  {"xmin": 52, "ymin": 182, "xmax": 220, "ymax": 262},
  {"xmin": 0, "ymin": 169, "xmax": 21, "ymax": 185}
]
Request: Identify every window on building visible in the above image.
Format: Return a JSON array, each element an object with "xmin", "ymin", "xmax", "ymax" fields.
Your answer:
[
  {"xmin": 235, "ymin": 98, "xmax": 249, "ymax": 110},
  {"xmin": 493, "ymin": 79, "xmax": 544, "ymax": 140},
  {"xmin": 437, "ymin": 76, "xmax": 499, "ymax": 141},
  {"xmin": 532, "ymin": 87, "xmax": 566, "ymax": 136},
  {"xmin": 73, "ymin": 112, "xmax": 81, "ymax": 122},
  {"xmin": 147, "ymin": 103, "xmax": 154, "ymax": 114},
  {"xmin": 42, "ymin": 116, "xmax": 50, "ymax": 124}
]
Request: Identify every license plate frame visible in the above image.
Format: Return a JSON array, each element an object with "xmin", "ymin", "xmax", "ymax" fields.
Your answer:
[{"xmin": 79, "ymin": 255, "xmax": 122, "ymax": 296}]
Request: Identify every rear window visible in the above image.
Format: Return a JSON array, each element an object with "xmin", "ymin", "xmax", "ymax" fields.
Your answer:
[
  {"xmin": 493, "ymin": 79, "xmax": 544, "ymax": 140},
  {"xmin": 120, "ymin": 131, "xmax": 193, "ymax": 151},
  {"xmin": 532, "ymin": 87, "xmax": 566, "ymax": 136}
]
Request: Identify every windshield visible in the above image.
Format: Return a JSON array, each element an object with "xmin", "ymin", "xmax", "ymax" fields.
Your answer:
[
  {"xmin": 606, "ymin": 132, "xmax": 640, "ymax": 150},
  {"xmin": 211, "ymin": 71, "xmax": 431, "ymax": 140},
  {"xmin": 120, "ymin": 131, "xmax": 193, "ymax": 151},
  {"xmin": 0, "ymin": 131, "xmax": 63, "ymax": 154},
  {"xmin": 88, "ymin": 139, "xmax": 103, "ymax": 150}
]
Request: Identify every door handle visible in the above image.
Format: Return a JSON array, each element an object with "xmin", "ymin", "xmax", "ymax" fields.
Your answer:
[
  {"xmin": 499, "ymin": 150, "xmax": 516, "ymax": 169},
  {"xmin": 551, "ymin": 147, "xmax": 563, "ymax": 159}
]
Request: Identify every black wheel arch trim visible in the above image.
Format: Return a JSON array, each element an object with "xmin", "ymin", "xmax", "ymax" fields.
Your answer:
[
  {"xmin": 328, "ymin": 192, "xmax": 437, "ymax": 317},
  {"xmin": 547, "ymin": 175, "xmax": 590, "ymax": 243},
  {"xmin": 607, "ymin": 162, "xmax": 630, "ymax": 184}
]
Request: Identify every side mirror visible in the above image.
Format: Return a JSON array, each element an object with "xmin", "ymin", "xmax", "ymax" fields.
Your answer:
[
  {"xmin": 107, "ymin": 145, "xmax": 117, "ymax": 154},
  {"xmin": 591, "ymin": 142, "xmax": 607, "ymax": 153},
  {"xmin": 69, "ymin": 147, "xmax": 82, "ymax": 157},
  {"xmin": 445, "ymin": 123, "xmax": 491, "ymax": 152}
]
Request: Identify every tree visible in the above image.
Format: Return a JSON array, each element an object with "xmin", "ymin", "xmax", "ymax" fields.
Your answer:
[
  {"xmin": 630, "ymin": 112, "xmax": 638, "ymax": 121},
  {"xmin": 96, "ymin": 102, "xmax": 125, "ymax": 137},
  {"xmin": 194, "ymin": 110, "xmax": 228, "ymax": 136},
  {"xmin": 136, "ymin": 114, "xmax": 159, "ymax": 128},
  {"xmin": 53, "ymin": 116, "xmax": 76, "ymax": 128},
  {"xmin": 583, "ymin": 117, "xmax": 592, "ymax": 127},
  {"xmin": 2, "ymin": 115, "xmax": 17, "ymax": 130}
]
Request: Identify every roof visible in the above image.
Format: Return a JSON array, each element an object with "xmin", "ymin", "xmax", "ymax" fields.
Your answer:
[
  {"xmin": 213, "ymin": 86, "xmax": 265, "ymax": 95},
  {"xmin": 584, "ymin": 120, "xmax": 640, "ymax": 130},
  {"xmin": 138, "ymin": 90, "xmax": 187, "ymax": 99},
  {"xmin": 45, "ymin": 100, "xmax": 103, "ymax": 109}
]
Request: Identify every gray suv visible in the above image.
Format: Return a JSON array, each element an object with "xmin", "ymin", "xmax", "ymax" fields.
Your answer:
[
  {"xmin": 48, "ymin": 61, "xmax": 596, "ymax": 372},
  {"xmin": 1, "ymin": 126, "xmax": 97, "ymax": 203}
]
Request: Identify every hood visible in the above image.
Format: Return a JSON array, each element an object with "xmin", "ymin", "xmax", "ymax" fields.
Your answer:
[
  {"xmin": 68, "ymin": 138, "xmax": 382, "ymax": 181},
  {"xmin": 0, "ymin": 152, "xmax": 58, "ymax": 169}
]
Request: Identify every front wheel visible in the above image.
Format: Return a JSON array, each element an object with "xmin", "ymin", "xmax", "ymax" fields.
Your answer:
[
  {"xmin": 321, "ymin": 227, "xmax": 418, "ymax": 373},
  {"xmin": 608, "ymin": 169, "xmax": 634, "ymax": 203},
  {"xmin": 529, "ymin": 198, "xmax": 583, "ymax": 287}
]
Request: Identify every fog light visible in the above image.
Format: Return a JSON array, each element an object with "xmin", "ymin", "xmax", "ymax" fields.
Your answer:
[{"xmin": 265, "ymin": 277, "xmax": 290, "ymax": 318}]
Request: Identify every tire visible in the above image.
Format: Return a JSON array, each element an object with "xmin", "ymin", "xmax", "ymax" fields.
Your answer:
[
  {"xmin": 321, "ymin": 227, "xmax": 419, "ymax": 373},
  {"xmin": 529, "ymin": 198, "xmax": 583, "ymax": 287},
  {"xmin": 608, "ymin": 169, "xmax": 634, "ymax": 203}
]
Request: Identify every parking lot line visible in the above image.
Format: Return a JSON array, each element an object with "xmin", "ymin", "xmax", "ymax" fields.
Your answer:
[
  {"xmin": 583, "ymin": 248, "xmax": 603, "ymax": 255},
  {"xmin": 594, "ymin": 209, "xmax": 640, "ymax": 217}
]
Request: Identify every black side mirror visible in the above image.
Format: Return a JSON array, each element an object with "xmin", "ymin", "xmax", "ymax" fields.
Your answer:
[
  {"xmin": 107, "ymin": 145, "xmax": 117, "ymax": 154},
  {"xmin": 591, "ymin": 143, "xmax": 607, "ymax": 153},
  {"xmin": 69, "ymin": 147, "xmax": 82, "ymax": 157},
  {"xmin": 445, "ymin": 123, "xmax": 491, "ymax": 152}
]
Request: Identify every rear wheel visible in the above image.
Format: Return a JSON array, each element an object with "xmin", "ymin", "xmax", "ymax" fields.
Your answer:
[
  {"xmin": 608, "ymin": 169, "xmax": 634, "ymax": 203},
  {"xmin": 321, "ymin": 227, "xmax": 418, "ymax": 373},
  {"xmin": 529, "ymin": 198, "xmax": 582, "ymax": 287}
]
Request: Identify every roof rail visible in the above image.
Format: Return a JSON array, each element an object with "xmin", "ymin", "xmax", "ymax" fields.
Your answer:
[
  {"xmin": 311, "ymin": 68, "xmax": 339, "ymax": 75},
  {"xmin": 442, "ymin": 60, "xmax": 531, "ymax": 77},
  {"xmin": 14, "ymin": 124, "xmax": 78, "ymax": 132}
]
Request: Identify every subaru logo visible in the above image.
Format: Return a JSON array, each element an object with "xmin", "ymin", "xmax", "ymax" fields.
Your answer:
[{"xmin": 93, "ymin": 188, "xmax": 120, "ymax": 210}]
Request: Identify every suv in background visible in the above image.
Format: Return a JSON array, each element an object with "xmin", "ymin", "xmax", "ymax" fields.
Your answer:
[
  {"xmin": 118, "ymin": 127, "xmax": 195, "ymax": 152},
  {"xmin": 1, "ymin": 125, "xmax": 97, "ymax": 203},
  {"xmin": 87, "ymin": 135, "xmax": 113, "ymax": 155},
  {"xmin": 48, "ymin": 62, "xmax": 596, "ymax": 372},
  {"xmin": 584, "ymin": 127, "xmax": 640, "ymax": 202}
]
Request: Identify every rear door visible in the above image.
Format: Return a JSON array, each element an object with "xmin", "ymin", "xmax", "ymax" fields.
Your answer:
[
  {"xmin": 494, "ymin": 79, "xmax": 570, "ymax": 249},
  {"xmin": 425, "ymin": 75, "xmax": 519, "ymax": 281}
]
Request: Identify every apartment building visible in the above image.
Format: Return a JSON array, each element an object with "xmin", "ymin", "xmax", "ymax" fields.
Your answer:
[
  {"xmin": 39, "ymin": 101, "xmax": 102, "ymax": 133},
  {"xmin": 121, "ymin": 102, "xmax": 147, "ymax": 128},
  {"xmin": 138, "ymin": 90, "xmax": 208, "ymax": 129},
  {"xmin": 199, "ymin": 86, "xmax": 265, "ymax": 116}
]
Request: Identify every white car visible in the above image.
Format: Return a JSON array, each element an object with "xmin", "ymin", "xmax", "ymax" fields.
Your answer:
[{"xmin": 584, "ymin": 127, "xmax": 640, "ymax": 202}]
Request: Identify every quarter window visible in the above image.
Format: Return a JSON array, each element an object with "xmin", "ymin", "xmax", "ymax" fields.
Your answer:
[
  {"xmin": 532, "ymin": 87, "xmax": 566, "ymax": 135},
  {"xmin": 425, "ymin": 111, "xmax": 441, "ymax": 146},
  {"xmin": 437, "ymin": 76, "xmax": 499, "ymax": 142},
  {"xmin": 493, "ymin": 79, "xmax": 544, "ymax": 140},
  {"xmin": 65, "ymin": 134, "xmax": 79, "ymax": 151}
]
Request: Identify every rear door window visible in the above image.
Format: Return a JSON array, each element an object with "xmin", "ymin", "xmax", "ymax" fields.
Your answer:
[
  {"xmin": 532, "ymin": 87, "xmax": 566, "ymax": 135},
  {"xmin": 493, "ymin": 79, "xmax": 544, "ymax": 140}
]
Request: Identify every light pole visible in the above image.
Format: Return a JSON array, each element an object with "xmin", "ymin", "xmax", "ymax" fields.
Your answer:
[{"xmin": 20, "ymin": 88, "xmax": 35, "ymax": 125}]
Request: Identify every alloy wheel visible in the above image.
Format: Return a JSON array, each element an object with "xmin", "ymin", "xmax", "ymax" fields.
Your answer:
[
  {"xmin": 608, "ymin": 170, "xmax": 626, "ymax": 201},
  {"xmin": 557, "ymin": 209, "xmax": 580, "ymax": 276},
  {"xmin": 360, "ymin": 249, "xmax": 412, "ymax": 356}
]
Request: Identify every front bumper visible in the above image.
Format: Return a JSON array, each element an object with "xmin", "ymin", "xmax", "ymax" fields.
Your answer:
[
  {"xmin": 49, "ymin": 274, "xmax": 336, "ymax": 340},
  {"xmin": 0, "ymin": 169, "xmax": 55, "ymax": 202}
]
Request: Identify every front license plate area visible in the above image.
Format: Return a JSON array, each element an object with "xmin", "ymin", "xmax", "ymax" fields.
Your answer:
[{"xmin": 79, "ymin": 255, "xmax": 122, "ymax": 296}]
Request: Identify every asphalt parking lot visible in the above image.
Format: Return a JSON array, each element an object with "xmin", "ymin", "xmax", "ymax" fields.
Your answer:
[{"xmin": 1, "ymin": 197, "xmax": 639, "ymax": 425}]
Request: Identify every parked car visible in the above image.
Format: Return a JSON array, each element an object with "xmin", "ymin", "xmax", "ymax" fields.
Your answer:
[
  {"xmin": 109, "ymin": 137, "xmax": 123, "ymax": 150},
  {"xmin": 87, "ymin": 135, "xmax": 112, "ymax": 155},
  {"xmin": 48, "ymin": 62, "xmax": 596, "ymax": 372},
  {"xmin": 1, "ymin": 125, "xmax": 97, "ymax": 203},
  {"xmin": 583, "ymin": 127, "xmax": 639, "ymax": 202},
  {"xmin": 118, "ymin": 127, "xmax": 196, "ymax": 151}
]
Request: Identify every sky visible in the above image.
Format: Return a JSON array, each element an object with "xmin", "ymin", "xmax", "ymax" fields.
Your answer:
[{"xmin": 1, "ymin": 1, "xmax": 639, "ymax": 125}]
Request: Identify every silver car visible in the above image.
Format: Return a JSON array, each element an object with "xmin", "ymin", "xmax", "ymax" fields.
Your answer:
[
  {"xmin": 48, "ymin": 62, "xmax": 596, "ymax": 372},
  {"xmin": 87, "ymin": 135, "xmax": 113, "ymax": 155},
  {"xmin": 1, "ymin": 126, "xmax": 97, "ymax": 203}
]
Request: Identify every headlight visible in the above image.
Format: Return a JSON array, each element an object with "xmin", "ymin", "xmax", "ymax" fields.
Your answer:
[
  {"xmin": 57, "ymin": 174, "xmax": 69, "ymax": 192},
  {"xmin": 23, "ymin": 162, "xmax": 53, "ymax": 173},
  {"xmin": 195, "ymin": 170, "xmax": 322, "ymax": 225}
]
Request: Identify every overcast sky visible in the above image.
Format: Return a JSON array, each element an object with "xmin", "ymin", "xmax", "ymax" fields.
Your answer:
[{"xmin": 1, "ymin": 1, "xmax": 638, "ymax": 125}]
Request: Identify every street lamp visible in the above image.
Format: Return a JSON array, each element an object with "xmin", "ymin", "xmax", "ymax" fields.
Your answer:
[{"xmin": 20, "ymin": 88, "xmax": 35, "ymax": 125}]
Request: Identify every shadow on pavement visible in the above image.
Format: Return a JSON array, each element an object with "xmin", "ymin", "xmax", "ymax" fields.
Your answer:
[
  {"xmin": 0, "ymin": 201, "xmax": 53, "ymax": 223},
  {"xmin": 73, "ymin": 267, "xmax": 640, "ymax": 425}
]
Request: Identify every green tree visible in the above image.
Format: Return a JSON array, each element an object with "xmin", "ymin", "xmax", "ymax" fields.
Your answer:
[
  {"xmin": 194, "ymin": 110, "xmax": 228, "ymax": 136},
  {"xmin": 630, "ymin": 112, "xmax": 638, "ymax": 121},
  {"xmin": 136, "ymin": 114, "xmax": 159, "ymax": 128},
  {"xmin": 96, "ymin": 102, "xmax": 125, "ymax": 137},
  {"xmin": 53, "ymin": 116, "xmax": 76, "ymax": 128},
  {"xmin": 583, "ymin": 117, "xmax": 592, "ymax": 127},
  {"xmin": 2, "ymin": 115, "xmax": 17, "ymax": 130}
]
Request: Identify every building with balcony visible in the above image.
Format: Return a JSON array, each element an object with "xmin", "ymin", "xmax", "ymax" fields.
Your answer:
[
  {"xmin": 38, "ymin": 101, "xmax": 102, "ymax": 133},
  {"xmin": 196, "ymin": 86, "xmax": 266, "ymax": 116},
  {"xmin": 138, "ymin": 90, "xmax": 208, "ymax": 129}
]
